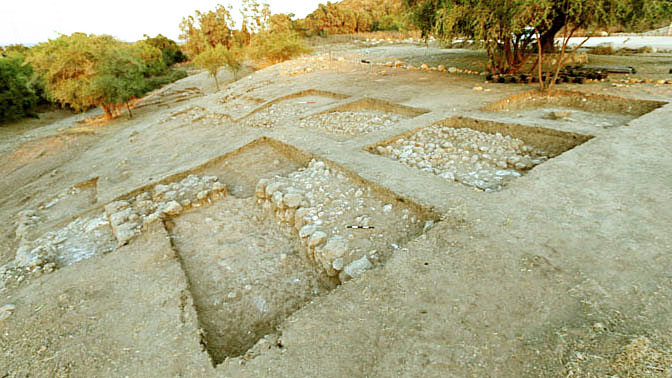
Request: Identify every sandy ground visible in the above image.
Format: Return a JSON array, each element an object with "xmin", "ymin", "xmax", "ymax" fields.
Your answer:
[{"xmin": 1, "ymin": 42, "xmax": 672, "ymax": 377}]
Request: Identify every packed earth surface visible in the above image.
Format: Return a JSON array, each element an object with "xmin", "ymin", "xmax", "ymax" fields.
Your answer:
[{"xmin": 1, "ymin": 38, "xmax": 672, "ymax": 377}]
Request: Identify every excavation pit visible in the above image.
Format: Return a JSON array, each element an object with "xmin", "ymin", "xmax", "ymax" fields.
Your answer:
[
  {"xmin": 367, "ymin": 117, "xmax": 593, "ymax": 191},
  {"xmin": 7, "ymin": 137, "xmax": 438, "ymax": 366},
  {"xmin": 299, "ymin": 97, "xmax": 430, "ymax": 136},
  {"xmin": 483, "ymin": 90, "xmax": 666, "ymax": 129},
  {"xmin": 158, "ymin": 138, "xmax": 437, "ymax": 364},
  {"xmin": 240, "ymin": 89, "xmax": 349, "ymax": 127}
]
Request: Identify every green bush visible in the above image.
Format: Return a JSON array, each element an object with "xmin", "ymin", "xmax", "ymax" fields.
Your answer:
[
  {"xmin": 249, "ymin": 31, "xmax": 311, "ymax": 64},
  {"xmin": 141, "ymin": 34, "xmax": 187, "ymax": 66},
  {"xmin": 0, "ymin": 53, "xmax": 39, "ymax": 123}
]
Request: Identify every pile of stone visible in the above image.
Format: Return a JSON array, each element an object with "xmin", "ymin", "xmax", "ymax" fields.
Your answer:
[
  {"xmin": 375, "ymin": 126, "xmax": 549, "ymax": 191},
  {"xmin": 105, "ymin": 174, "xmax": 227, "ymax": 246},
  {"xmin": 299, "ymin": 111, "xmax": 405, "ymax": 135}
]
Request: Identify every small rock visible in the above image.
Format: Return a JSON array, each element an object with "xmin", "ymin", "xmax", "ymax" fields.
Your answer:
[
  {"xmin": 332, "ymin": 258, "xmax": 344, "ymax": 271},
  {"xmin": 283, "ymin": 192, "xmax": 303, "ymax": 208},
  {"xmin": 308, "ymin": 231, "xmax": 327, "ymax": 248},
  {"xmin": 473, "ymin": 86, "xmax": 484, "ymax": 91},
  {"xmin": 448, "ymin": 67, "xmax": 458, "ymax": 73},
  {"xmin": 0, "ymin": 304, "xmax": 16, "ymax": 322},
  {"xmin": 341, "ymin": 256, "xmax": 373, "ymax": 281},
  {"xmin": 162, "ymin": 201, "xmax": 183, "ymax": 216},
  {"xmin": 322, "ymin": 236, "xmax": 348, "ymax": 260},
  {"xmin": 592, "ymin": 322, "xmax": 606, "ymax": 332},
  {"xmin": 549, "ymin": 111, "xmax": 571, "ymax": 120},
  {"xmin": 196, "ymin": 191, "xmax": 208, "ymax": 200},
  {"xmin": 299, "ymin": 224, "xmax": 317, "ymax": 239}
]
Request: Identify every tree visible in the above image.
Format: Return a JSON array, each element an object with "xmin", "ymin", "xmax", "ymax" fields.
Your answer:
[
  {"xmin": 247, "ymin": 10, "xmax": 312, "ymax": 64},
  {"xmin": 179, "ymin": 5, "xmax": 236, "ymax": 57},
  {"xmin": 405, "ymin": 0, "xmax": 672, "ymax": 79},
  {"xmin": 192, "ymin": 44, "xmax": 243, "ymax": 90},
  {"xmin": 27, "ymin": 33, "xmax": 165, "ymax": 120},
  {"xmin": 0, "ymin": 53, "xmax": 39, "ymax": 123},
  {"xmin": 142, "ymin": 34, "xmax": 187, "ymax": 66}
]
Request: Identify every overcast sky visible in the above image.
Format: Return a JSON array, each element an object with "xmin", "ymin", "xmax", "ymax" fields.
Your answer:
[{"xmin": 0, "ymin": 1, "xmax": 325, "ymax": 46}]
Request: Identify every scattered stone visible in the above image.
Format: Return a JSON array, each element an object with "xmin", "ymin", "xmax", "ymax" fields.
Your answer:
[
  {"xmin": 549, "ymin": 111, "xmax": 572, "ymax": 120},
  {"xmin": 340, "ymin": 256, "xmax": 373, "ymax": 281},
  {"xmin": 283, "ymin": 192, "xmax": 303, "ymax": 208},
  {"xmin": 308, "ymin": 231, "xmax": 327, "ymax": 248},
  {"xmin": 300, "ymin": 110, "xmax": 405, "ymax": 136},
  {"xmin": 0, "ymin": 304, "xmax": 16, "ymax": 322},
  {"xmin": 322, "ymin": 236, "xmax": 348, "ymax": 260},
  {"xmin": 593, "ymin": 322, "xmax": 606, "ymax": 332},
  {"xmin": 299, "ymin": 225, "xmax": 317, "ymax": 239},
  {"xmin": 162, "ymin": 201, "xmax": 183, "ymax": 216},
  {"xmin": 373, "ymin": 125, "xmax": 548, "ymax": 191}
]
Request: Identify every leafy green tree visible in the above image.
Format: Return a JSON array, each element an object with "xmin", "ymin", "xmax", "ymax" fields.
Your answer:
[
  {"xmin": 407, "ymin": 0, "xmax": 672, "ymax": 75},
  {"xmin": 193, "ymin": 44, "xmax": 243, "ymax": 90},
  {"xmin": 142, "ymin": 34, "xmax": 187, "ymax": 66},
  {"xmin": 0, "ymin": 44, "xmax": 30, "ymax": 57},
  {"xmin": 304, "ymin": 0, "xmax": 409, "ymax": 35},
  {"xmin": 248, "ymin": 11, "xmax": 312, "ymax": 64},
  {"xmin": 179, "ymin": 5, "xmax": 236, "ymax": 57},
  {"xmin": 0, "ymin": 53, "xmax": 39, "ymax": 123},
  {"xmin": 248, "ymin": 28, "xmax": 311, "ymax": 64},
  {"xmin": 27, "ymin": 33, "xmax": 165, "ymax": 120}
]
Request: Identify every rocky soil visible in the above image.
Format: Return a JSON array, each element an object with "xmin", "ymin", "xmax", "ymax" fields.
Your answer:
[
  {"xmin": 300, "ymin": 111, "xmax": 405, "ymax": 136},
  {"xmin": 374, "ymin": 125, "xmax": 548, "ymax": 191}
]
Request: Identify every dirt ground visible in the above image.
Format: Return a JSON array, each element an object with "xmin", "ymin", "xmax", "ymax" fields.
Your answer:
[{"xmin": 1, "ymin": 41, "xmax": 671, "ymax": 377}]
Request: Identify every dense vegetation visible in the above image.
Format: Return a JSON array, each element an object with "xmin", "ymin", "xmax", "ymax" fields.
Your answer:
[
  {"xmin": 302, "ymin": 0, "xmax": 411, "ymax": 35},
  {"xmin": 1, "ymin": 33, "xmax": 187, "ymax": 123},
  {"xmin": 405, "ymin": 0, "xmax": 672, "ymax": 89},
  {"xmin": 0, "ymin": 53, "xmax": 39, "ymax": 122},
  {"xmin": 183, "ymin": 1, "xmax": 312, "ymax": 88}
]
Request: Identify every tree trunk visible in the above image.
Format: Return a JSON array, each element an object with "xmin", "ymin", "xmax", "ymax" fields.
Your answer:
[
  {"xmin": 101, "ymin": 103, "xmax": 114, "ymax": 120},
  {"xmin": 126, "ymin": 102, "xmax": 133, "ymax": 119},
  {"xmin": 539, "ymin": 13, "xmax": 566, "ymax": 53},
  {"xmin": 214, "ymin": 73, "xmax": 220, "ymax": 91}
]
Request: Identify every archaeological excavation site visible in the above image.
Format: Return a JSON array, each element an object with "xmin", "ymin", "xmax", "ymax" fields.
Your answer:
[{"xmin": 1, "ymin": 41, "xmax": 672, "ymax": 377}]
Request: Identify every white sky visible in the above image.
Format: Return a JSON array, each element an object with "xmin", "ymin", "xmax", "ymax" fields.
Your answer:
[{"xmin": 0, "ymin": 1, "xmax": 325, "ymax": 46}]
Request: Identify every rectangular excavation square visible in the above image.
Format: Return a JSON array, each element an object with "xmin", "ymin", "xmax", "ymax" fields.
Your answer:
[
  {"xmin": 14, "ymin": 138, "xmax": 438, "ymax": 366},
  {"xmin": 483, "ymin": 90, "xmax": 666, "ymax": 129},
  {"xmin": 299, "ymin": 97, "xmax": 430, "ymax": 136},
  {"xmin": 367, "ymin": 117, "xmax": 593, "ymax": 192},
  {"xmin": 240, "ymin": 89, "xmax": 349, "ymax": 127},
  {"xmin": 159, "ymin": 138, "xmax": 437, "ymax": 365}
]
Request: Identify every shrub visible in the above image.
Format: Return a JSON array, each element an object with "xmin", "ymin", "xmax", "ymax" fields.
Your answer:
[
  {"xmin": 0, "ymin": 53, "xmax": 39, "ymax": 123},
  {"xmin": 248, "ymin": 31, "xmax": 311, "ymax": 64},
  {"xmin": 141, "ymin": 34, "xmax": 187, "ymax": 66},
  {"xmin": 193, "ymin": 44, "xmax": 243, "ymax": 90}
]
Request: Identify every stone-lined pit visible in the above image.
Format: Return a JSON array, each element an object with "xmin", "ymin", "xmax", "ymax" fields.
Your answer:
[
  {"xmin": 483, "ymin": 90, "xmax": 667, "ymax": 129},
  {"xmin": 367, "ymin": 117, "xmax": 593, "ymax": 191},
  {"xmin": 240, "ymin": 89, "xmax": 349, "ymax": 128},
  {"xmin": 158, "ymin": 139, "xmax": 436, "ymax": 365},
  {"xmin": 299, "ymin": 97, "xmax": 429, "ymax": 136}
]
